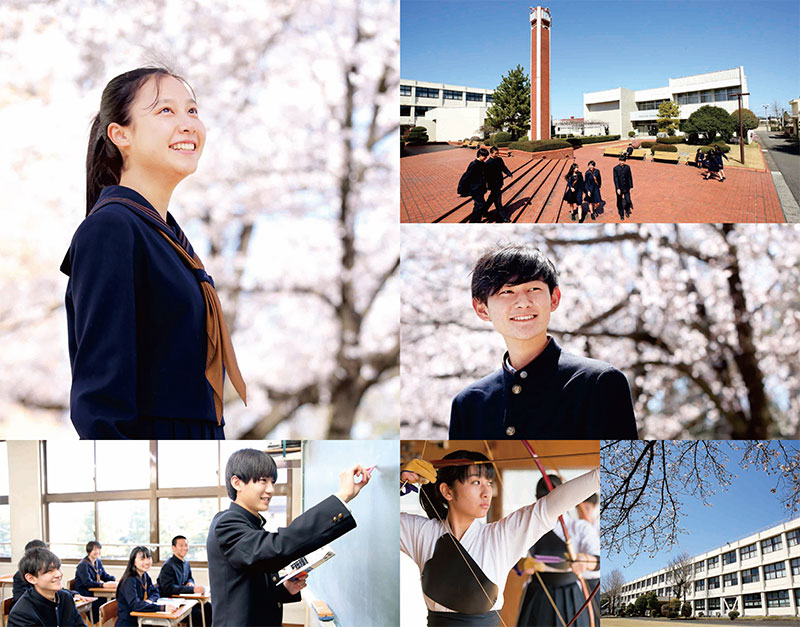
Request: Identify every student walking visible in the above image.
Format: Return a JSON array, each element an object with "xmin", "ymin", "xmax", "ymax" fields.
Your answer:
[
  {"xmin": 484, "ymin": 146, "xmax": 513, "ymax": 222},
  {"xmin": 714, "ymin": 145, "xmax": 728, "ymax": 181},
  {"xmin": 563, "ymin": 162, "xmax": 584, "ymax": 222},
  {"xmin": 458, "ymin": 148, "xmax": 489, "ymax": 223},
  {"xmin": 583, "ymin": 161, "xmax": 602, "ymax": 220},
  {"xmin": 613, "ymin": 155, "xmax": 634, "ymax": 220}
]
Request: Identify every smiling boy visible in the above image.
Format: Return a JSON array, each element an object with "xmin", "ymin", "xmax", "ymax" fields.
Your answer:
[
  {"xmin": 207, "ymin": 448, "xmax": 370, "ymax": 627},
  {"xmin": 449, "ymin": 244, "xmax": 638, "ymax": 439},
  {"xmin": 8, "ymin": 548, "xmax": 84, "ymax": 627}
]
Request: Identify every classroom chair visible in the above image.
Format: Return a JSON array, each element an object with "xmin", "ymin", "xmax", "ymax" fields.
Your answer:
[{"xmin": 98, "ymin": 599, "xmax": 116, "ymax": 627}]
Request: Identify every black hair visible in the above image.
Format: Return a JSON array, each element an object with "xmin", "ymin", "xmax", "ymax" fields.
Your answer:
[
  {"xmin": 19, "ymin": 548, "xmax": 61, "ymax": 578},
  {"xmin": 477, "ymin": 147, "xmax": 489, "ymax": 157},
  {"xmin": 535, "ymin": 474, "xmax": 562, "ymax": 500},
  {"xmin": 24, "ymin": 539, "xmax": 47, "ymax": 551},
  {"xmin": 588, "ymin": 160, "xmax": 596, "ymax": 167},
  {"xmin": 471, "ymin": 244, "xmax": 559, "ymax": 303},
  {"xmin": 85, "ymin": 66, "xmax": 194, "ymax": 216},
  {"xmin": 117, "ymin": 546, "xmax": 152, "ymax": 592},
  {"xmin": 419, "ymin": 451, "xmax": 495, "ymax": 520},
  {"xmin": 489, "ymin": 146, "xmax": 499, "ymax": 154},
  {"xmin": 583, "ymin": 492, "xmax": 599, "ymax": 505},
  {"xmin": 85, "ymin": 540, "xmax": 102, "ymax": 554},
  {"xmin": 225, "ymin": 448, "xmax": 278, "ymax": 500},
  {"xmin": 171, "ymin": 535, "xmax": 187, "ymax": 547},
  {"xmin": 564, "ymin": 162, "xmax": 578, "ymax": 180}
]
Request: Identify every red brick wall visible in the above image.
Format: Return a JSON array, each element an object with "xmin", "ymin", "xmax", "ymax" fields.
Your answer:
[{"xmin": 541, "ymin": 27, "xmax": 550, "ymax": 140}]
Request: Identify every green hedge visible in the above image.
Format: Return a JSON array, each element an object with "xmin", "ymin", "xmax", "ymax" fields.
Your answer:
[
  {"xmin": 700, "ymin": 142, "xmax": 731, "ymax": 154},
  {"xmin": 640, "ymin": 141, "xmax": 657, "ymax": 148},
  {"xmin": 650, "ymin": 144, "xmax": 678, "ymax": 153},
  {"xmin": 581, "ymin": 134, "xmax": 621, "ymax": 145},
  {"xmin": 657, "ymin": 136, "xmax": 684, "ymax": 144},
  {"xmin": 508, "ymin": 139, "xmax": 572, "ymax": 153}
]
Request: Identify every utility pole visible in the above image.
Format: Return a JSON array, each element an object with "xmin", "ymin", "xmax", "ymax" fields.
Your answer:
[{"xmin": 730, "ymin": 91, "xmax": 750, "ymax": 165}]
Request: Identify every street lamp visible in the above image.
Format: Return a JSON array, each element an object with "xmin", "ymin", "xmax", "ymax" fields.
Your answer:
[
  {"xmin": 729, "ymin": 90, "xmax": 750, "ymax": 165},
  {"xmin": 762, "ymin": 104, "xmax": 769, "ymax": 127}
]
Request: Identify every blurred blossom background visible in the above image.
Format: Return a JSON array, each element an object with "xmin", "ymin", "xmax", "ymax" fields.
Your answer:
[
  {"xmin": 400, "ymin": 224, "xmax": 800, "ymax": 440},
  {"xmin": 0, "ymin": 0, "xmax": 399, "ymax": 439}
]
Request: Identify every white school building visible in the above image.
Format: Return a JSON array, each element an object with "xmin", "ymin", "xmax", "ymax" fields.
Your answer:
[
  {"xmin": 620, "ymin": 516, "xmax": 800, "ymax": 618},
  {"xmin": 400, "ymin": 79, "xmax": 494, "ymax": 141},
  {"xmin": 584, "ymin": 67, "xmax": 749, "ymax": 137}
]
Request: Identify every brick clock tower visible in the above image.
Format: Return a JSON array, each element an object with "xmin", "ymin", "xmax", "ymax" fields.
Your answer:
[{"xmin": 530, "ymin": 6, "xmax": 551, "ymax": 140}]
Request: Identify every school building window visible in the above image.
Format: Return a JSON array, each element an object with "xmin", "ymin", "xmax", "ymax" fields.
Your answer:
[
  {"xmin": 442, "ymin": 90, "xmax": 462, "ymax": 100},
  {"xmin": 787, "ymin": 528, "xmax": 800, "ymax": 546},
  {"xmin": 695, "ymin": 561, "xmax": 704, "ymax": 573},
  {"xmin": 764, "ymin": 561, "xmax": 786, "ymax": 580},
  {"xmin": 415, "ymin": 87, "xmax": 439, "ymax": 99},
  {"xmin": 0, "ymin": 442, "xmax": 8, "ymax": 560},
  {"xmin": 466, "ymin": 92, "xmax": 483, "ymax": 102},
  {"xmin": 741, "ymin": 567, "xmax": 759, "ymax": 583},
  {"xmin": 414, "ymin": 106, "xmax": 434, "ymax": 116},
  {"xmin": 740, "ymin": 542, "xmax": 757, "ymax": 560},
  {"xmin": 400, "ymin": 85, "xmax": 411, "ymax": 96},
  {"xmin": 791, "ymin": 557, "xmax": 800, "ymax": 576},
  {"xmin": 722, "ymin": 572, "xmax": 737, "ymax": 587},
  {"xmin": 707, "ymin": 598, "xmax": 720, "ymax": 611},
  {"xmin": 43, "ymin": 441, "xmax": 298, "ymax": 565},
  {"xmin": 708, "ymin": 576, "xmax": 720, "ymax": 590},
  {"xmin": 766, "ymin": 590, "xmax": 790, "ymax": 608},
  {"xmin": 795, "ymin": 589, "xmax": 800, "ymax": 608},
  {"xmin": 659, "ymin": 573, "xmax": 665, "ymax": 582},
  {"xmin": 485, "ymin": 94, "xmax": 493, "ymax": 103},
  {"xmin": 695, "ymin": 579, "xmax": 705, "ymax": 591},
  {"xmin": 722, "ymin": 550, "xmax": 736, "ymax": 565},
  {"xmin": 761, "ymin": 535, "xmax": 783, "ymax": 553},
  {"xmin": 742, "ymin": 593, "xmax": 761, "ymax": 609},
  {"xmin": 694, "ymin": 599, "xmax": 705, "ymax": 611},
  {"xmin": 707, "ymin": 555, "xmax": 719, "ymax": 568},
  {"xmin": 400, "ymin": 106, "xmax": 411, "ymax": 116},
  {"xmin": 700, "ymin": 90, "xmax": 714, "ymax": 103}
]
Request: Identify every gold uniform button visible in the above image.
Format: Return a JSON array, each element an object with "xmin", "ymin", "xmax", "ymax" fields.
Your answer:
[
  {"xmin": 519, "ymin": 371, "xmax": 528, "ymax": 379},
  {"xmin": 272, "ymin": 576, "xmax": 277, "ymax": 582},
  {"xmin": 338, "ymin": 513, "xmax": 343, "ymax": 520},
  {"xmin": 333, "ymin": 516, "xmax": 337, "ymax": 522},
  {"xmin": 506, "ymin": 426, "xmax": 516, "ymax": 436},
  {"xmin": 277, "ymin": 602, "xmax": 282, "ymax": 608},
  {"xmin": 511, "ymin": 384, "xmax": 522, "ymax": 394}
]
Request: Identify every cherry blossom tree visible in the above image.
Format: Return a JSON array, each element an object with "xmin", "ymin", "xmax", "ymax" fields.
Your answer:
[
  {"xmin": 400, "ymin": 224, "xmax": 800, "ymax": 439},
  {"xmin": 0, "ymin": 0, "xmax": 399, "ymax": 438}
]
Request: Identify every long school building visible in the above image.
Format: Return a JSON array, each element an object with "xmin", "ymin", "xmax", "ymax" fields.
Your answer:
[{"xmin": 620, "ymin": 517, "xmax": 800, "ymax": 618}]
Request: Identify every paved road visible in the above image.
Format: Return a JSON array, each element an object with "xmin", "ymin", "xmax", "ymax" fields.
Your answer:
[{"xmin": 754, "ymin": 130, "xmax": 800, "ymax": 222}]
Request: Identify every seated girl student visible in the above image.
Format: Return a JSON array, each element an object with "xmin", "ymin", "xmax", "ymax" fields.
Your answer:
[
  {"xmin": 115, "ymin": 546, "xmax": 172, "ymax": 627},
  {"xmin": 7, "ymin": 548, "xmax": 84, "ymax": 627},
  {"xmin": 207, "ymin": 448, "xmax": 371, "ymax": 627},
  {"xmin": 60, "ymin": 66, "xmax": 245, "ymax": 439},
  {"xmin": 74, "ymin": 540, "xmax": 116, "ymax": 622},
  {"xmin": 400, "ymin": 451, "xmax": 600, "ymax": 627}
]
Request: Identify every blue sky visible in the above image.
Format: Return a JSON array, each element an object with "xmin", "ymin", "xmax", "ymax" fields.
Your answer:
[
  {"xmin": 401, "ymin": 0, "xmax": 800, "ymax": 119},
  {"xmin": 603, "ymin": 443, "xmax": 799, "ymax": 583}
]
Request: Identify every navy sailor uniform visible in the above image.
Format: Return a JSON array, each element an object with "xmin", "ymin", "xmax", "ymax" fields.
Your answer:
[
  {"xmin": 115, "ymin": 572, "xmax": 160, "ymax": 627},
  {"xmin": 61, "ymin": 185, "xmax": 224, "ymax": 439},
  {"xmin": 583, "ymin": 169, "xmax": 602, "ymax": 203},
  {"xmin": 7, "ymin": 588, "xmax": 83, "ymax": 627},
  {"xmin": 449, "ymin": 336, "xmax": 638, "ymax": 439},
  {"xmin": 74, "ymin": 556, "xmax": 115, "ymax": 621},
  {"xmin": 207, "ymin": 498, "xmax": 356, "ymax": 627}
]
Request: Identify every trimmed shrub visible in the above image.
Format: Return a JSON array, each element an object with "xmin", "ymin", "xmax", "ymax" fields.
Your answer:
[
  {"xmin": 565, "ymin": 137, "xmax": 582, "ymax": 148},
  {"xmin": 406, "ymin": 126, "xmax": 429, "ymax": 144},
  {"xmin": 657, "ymin": 136, "xmax": 684, "ymax": 144},
  {"xmin": 710, "ymin": 141, "xmax": 731, "ymax": 153},
  {"xmin": 651, "ymin": 144, "xmax": 678, "ymax": 154},
  {"xmin": 628, "ymin": 130, "xmax": 636, "ymax": 137},
  {"xmin": 493, "ymin": 131, "xmax": 512, "ymax": 143},
  {"xmin": 508, "ymin": 139, "xmax": 572, "ymax": 152},
  {"xmin": 581, "ymin": 134, "xmax": 621, "ymax": 145},
  {"xmin": 681, "ymin": 602, "xmax": 692, "ymax": 618},
  {"xmin": 728, "ymin": 610, "xmax": 739, "ymax": 620}
]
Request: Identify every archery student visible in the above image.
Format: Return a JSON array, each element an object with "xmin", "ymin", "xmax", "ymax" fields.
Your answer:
[
  {"xmin": 400, "ymin": 451, "xmax": 600, "ymax": 627},
  {"xmin": 8, "ymin": 548, "xmax": 84, "ymax": 627},
  {"xmin": 207, "ymin": 448, "xmax": 370, "ymax": 627},
  {"xmin": 448, "ymin": 244, "xmax": 638, "ymax": 439},
  {"xmin": 516, "ymin": 476, "xmax": 600, "ymax": 627},
  {"xmin": 61, "ymin": 66, "xmax": 245, "ymax": 439}
]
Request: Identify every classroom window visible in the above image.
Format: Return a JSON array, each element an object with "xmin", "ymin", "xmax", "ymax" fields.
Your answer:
[
  {"xmin": 707, "ymin": 556, "xmax": 719, "ymax": 568},
  {"xmin": 46, "ymin": 441, "xmax": 95, "ymax": 494},
  {"xmin": 677, "ymin": 93, "xmax": 689, "ymax": 105},
  {"xmin": 659, "ymin": 573, "xmax": 665, "ymax": 582},
  {"xmin": 97, "ymin": 500, "xmax": 149, "ymax": 559},
  {"xmin": 740, "ymin": 542, "xmax": 757, "ymax": 560},
  {"xmin": 466, "ymin": 92, "xmax": 483, "ymax": 102},
  {"xmin": 708, "ymin": 576, "xmax": 720, "ymax": 589},
  {"xmin": 766, "ymin": 590, "xmax": 789, "ymax": 608},
  {"xmin": 764, "ymin": 561, "xmax": 786, "ymax": 580},
  {"xmin": 695, "ymin": 561, "xmax": 704, "ymax": 573},
  {"xmin": 96, "ymin": 442, "xmax": 150, "ymax": 491},
  {"xmin": 700, "ymin": 90, "xmax": 713, "ymax": 103},
  {"xmin": 48, "ymin": 501, "xmax": 96, "ymax": 559},
  {"xmin": 707, "ymin": 598, "xmax": 720, "ymax": 611},
  {"xmin": 787, "ymin": 528, "xmax": 799, "ymax": 546},
  {"xmin": 741, "ymin": 567, "xmax": 759, "ymax": 583},
  {"xmin": 722, "ymin": 550, "xmax": 736, "ymax": 565},
  {"xmin": 694, "ymin": 599, "xmax": 705, "ymax": 611},
  {"xmin": 742, "ymin": 593, "xmax": 761, "ymax": 609},
  {"xmin": 723, "ymin": 572, "xmax": 737, "ymax": 587},
  {"xmin": 485, "ymin": 94, "xmax": 493, "ymax": 103},
  {"xmin": 400, "ymin": 106, "xmax": 411, "ymax": 117},
  {"xmin": 714, "ymin": 88, "xmax": 728, "ymax": 101},
  {"xmin": 158, "ymin": 497, "xmax": 219, "ymax": 562},
  {"xmin": 761, "ymin": 535, "xmax": 783, "ymax": 553},
  {"xmin": 695, "ymin": 579, "xmax": 705, "ymax": 591},
  {"xmin": 400, "ymin": 85, "xmax": 411, "ymax": 96},
  {"xmin": 414, "ymin": 106, "xmax": 433, "ymax": 117},
  {"xmin": 443, "ymin": 90, "xmax": 462, "ymax": 100},
  {"xmin": 790, "ymin": 557, "xmax": 800, "ymax": 576},
  {"xmin": 795, "ymin": 588, "xmax": 800, "ymax": 608},
  {"xmin": 415, "ymin": 87, "xmax": 439, "ymax": 99},
  {"xmin": 687, "ymin": 92, "xmax": 699, "ymax": 104}
]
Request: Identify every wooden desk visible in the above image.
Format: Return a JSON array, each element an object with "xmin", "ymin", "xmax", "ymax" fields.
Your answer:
[
  {"xmin": 88, "ymin": 587, "xmax": 117, "ymax": 600},
  {"xmin": 175, "ymin": 593, "xmax": 210, "ymax": 627},
  {"xmin": 0, "ymin": 574, "xmax": 14, "ymax": 627},
  {"xmin": 131, "ymin": 599, "xmax": 196, "ymax": 627},
  {"xmin": 75, "ymin": 596, "xmax": 98, "ymax": 627}
]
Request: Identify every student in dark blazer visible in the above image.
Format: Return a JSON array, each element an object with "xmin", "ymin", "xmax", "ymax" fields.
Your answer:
[
  {"xmin": 157, "ymin": 535, "xmax": 211, "ymax": 625},
  {"xmin": 207, "ymin": 448, "xmax": 371, "ymax": 627},
  {"xmin": 12, "ymin": 540, "xmax": 48, "ymax": 604},
  {"xmin": 484, "ymin": 146, "xmax": 513, "ymax": 222},
  {"xmin": 583, "ymin": 160, "xmax": 602, "ymax": 220},
  {"xmin": 613, "ymin": 154, "xmax": 634, "ymax": 219},
  {"xmin": 115, "ymin": 546, "xmax": 165, "ymax": 627},
  {"xmin": 459, "ymin": 148, "xmax": 489, "ymax": 222},
  {"xmin": 8, "ymin": 549, "xmax": 84, "ymax": 627},
  {"xmin": 449, "ymin": 244, "xmax": 638, "ymax": 440},
  {"xmin": 61, "ymin": 66, "xmax": 245, "ymax": 439},
  {"xmin": 563, "ymin": 161, "xmax": 585, "ymax": 222},
  {"xmin": 74, "ymin": 541, "xmax": 116, "ymax": 622}
]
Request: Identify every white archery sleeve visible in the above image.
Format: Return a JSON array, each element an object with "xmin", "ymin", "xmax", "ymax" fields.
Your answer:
[{"xmin": 538, "ymin": 468, "xmax": 600, "ymax": 529}]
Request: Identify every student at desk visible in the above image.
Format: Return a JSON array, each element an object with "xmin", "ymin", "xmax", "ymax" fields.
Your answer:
[
  {"xmin": 12, "ymin": 541, "xmax": 87, "ymax": 609},
  {"xmin": 115, "ymin": 546, "xmax": 162, "ymax": 627},
  {"xmin": 74, "ymin": 540, "xmax": 116, "ymax": 622},
  {"xmin": 207, "ymin": 448, "xmax": 371, "ymax": 627},
  {"xmin": 157, "ymin": 535, "xmax": 211, "ymax": 625},
  {"xmin": 7, "ymin": 548, "xmax": 84, "ymax": 627}
]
